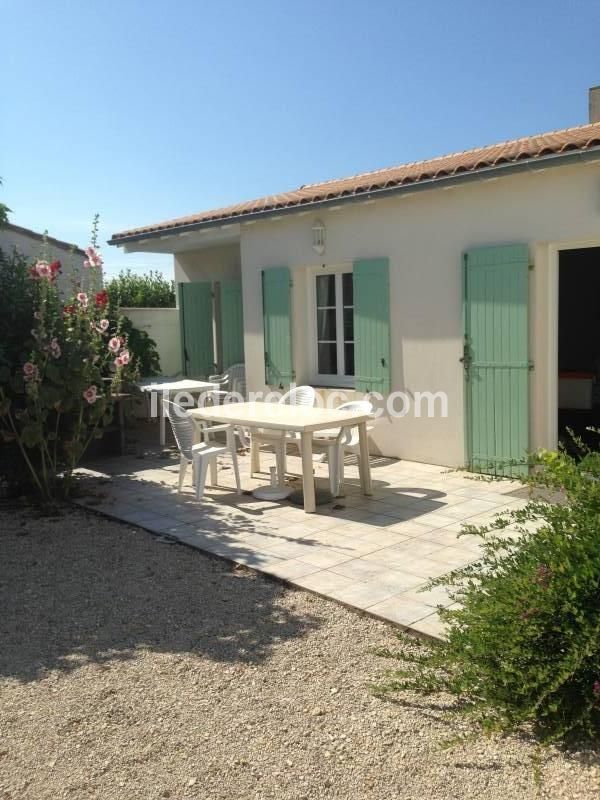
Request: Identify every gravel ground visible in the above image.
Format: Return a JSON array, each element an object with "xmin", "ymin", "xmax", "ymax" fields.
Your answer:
[{"xmin": 0, "ymin": 505, "xmax": 598, "ymax": 800}]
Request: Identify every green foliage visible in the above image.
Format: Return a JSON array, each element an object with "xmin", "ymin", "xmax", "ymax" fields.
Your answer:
[
  {"xmin": 107, "ymin": 306, "xmax": 161, "ymax": 377},
  {"xmin": 0, "ymin": 177, "xmax": 10, "ymax": 228},
  {"xmin": 374, "ymin": 437, "xmax": 600, "ymax": 744},
  {"xmin": 105, "ymin": 269, "xmax": 175, "ymax": 308}
]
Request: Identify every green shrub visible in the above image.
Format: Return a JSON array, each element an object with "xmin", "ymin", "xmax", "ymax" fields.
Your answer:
[
  {"xmin": 109, "ymin": 309, "xmax": 161, "ymax": 377},
  {"xmin": 105, "ymin": 269, "xmax": 175, "ymax": 308},
  {"xmin": 374, "ymin": 437, "xmax": 600, "ymax": 744}
]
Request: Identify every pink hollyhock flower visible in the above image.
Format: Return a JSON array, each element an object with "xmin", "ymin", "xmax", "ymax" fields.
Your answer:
[
  {"xmin": 108, "ymin": 336, "xmax": 121, "ymax": 353},
  {"xmin": 23, "ymin": 361, "xmax": 39, "ymax": 382},
  {"xmin": 83, "ymin": 246, "xmax": 104, "ymax": 269},
  {"xmin": 48, "ymin": 260, "xmax": 61, "ymax": 280},
  {"xmin": 77, "ymin": 292, "xmax": 88, "ymax": 308},
  {"xmin": 114, "ymin": 356, "xmax": 124, "ymax": 368},
  {"xmin": 32, "ymin": 260, "xmax": 51, "ymax": 279},
  {"xmin": 82, "ymin": 385, "xmax": 97, "ymax": 404},
  {"xmin": 48, "ymin": 338, "xmax": 61, "ymax": 359},
  {"xmin": 119, "ymin": 349, "xmax": 130, "ymax": 365},
  {"xmin": 99, "ymin": 319, "xmax": 109, "ymax": 331}
]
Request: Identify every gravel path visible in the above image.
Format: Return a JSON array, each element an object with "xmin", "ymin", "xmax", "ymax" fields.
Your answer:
[{"xmin": 0, "ymin": 506, "xmax": 597, "ymax": 800}]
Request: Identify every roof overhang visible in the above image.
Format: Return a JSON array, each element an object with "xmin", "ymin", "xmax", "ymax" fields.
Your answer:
[{"xmin": 109, "ymin": 145, "xmax": 600, "ymax": 251}]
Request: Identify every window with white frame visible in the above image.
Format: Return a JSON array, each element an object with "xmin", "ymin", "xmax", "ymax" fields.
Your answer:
[{"xmin": 314, "ymin": 270, "xmax": 354, "ymax": 385}]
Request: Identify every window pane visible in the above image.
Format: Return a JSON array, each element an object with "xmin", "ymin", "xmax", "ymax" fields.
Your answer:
[
  {"xmin": 318, "ymin": 342, "xmax": 337, "ymax": 374},
  {"xmin": 316, "ymin": 274, "xmax": 335, "ymax": 306},
  {"xmin": 342, "ymin": 272, "xmax": 353, "ymax": 306},
  {"xmin": 344, "ymin": 343, "xmax": 355, "ymax": 376},
  {"xmin": 343, "ymin": 307, "xmax": 354, "ymax": 341},
  {"xmin": 317, "ymin": 308, "xmax": 336, "ymax": 340}
]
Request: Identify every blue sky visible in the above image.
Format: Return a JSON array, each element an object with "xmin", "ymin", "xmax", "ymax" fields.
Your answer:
[{"xmin": 3, "ymin": 0, "xmax": 599, "ymax": 278}]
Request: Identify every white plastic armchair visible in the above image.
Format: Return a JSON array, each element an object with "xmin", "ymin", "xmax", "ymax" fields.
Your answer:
[
  {"xmin": 208, "ymin": 363, "xmax": 246, "ymax": 398},
  {"xmin": 310, "ymin": 400, "xmax": 374, "ymax": 496},
  {"xmin": 163, "ymin": 400, "xmax": 241, "ymax": 499},
  {"xmin": 250, "ymin": 385, "xmax": 317, "ymax": 481}
]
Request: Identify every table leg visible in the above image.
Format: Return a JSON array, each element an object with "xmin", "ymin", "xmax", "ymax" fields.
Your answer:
[
  {"xmin": 357, "ymin": 422, "xmax": 372, "ymax": 496},
  {"xmin": 300, "ymin": 431, "xmax": 316, "ymax": 513},
  {"xmin": 160, "ymin": 395, "xmax": 166, "ymax": 448},
  {"xmin": 118, "ymin": 399, "xmax": 126, "ymax": 456}
]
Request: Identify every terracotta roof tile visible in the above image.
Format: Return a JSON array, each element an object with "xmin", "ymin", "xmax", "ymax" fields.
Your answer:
[{"xmin": 110, "ymin": 121, "xmax": 600, "ymax": 243}]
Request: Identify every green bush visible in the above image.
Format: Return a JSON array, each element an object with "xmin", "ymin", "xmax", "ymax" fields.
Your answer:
[
  {"xmin": 105, "ymin": 269, "xmax": 175, "ymax": 308},
  {"xmin": 374, "ymin": 437, "xmax": 600, "ymax": 744},
  {"xmin": 109, "ymin": 309, "xmax": 161, "ymax": 377}
]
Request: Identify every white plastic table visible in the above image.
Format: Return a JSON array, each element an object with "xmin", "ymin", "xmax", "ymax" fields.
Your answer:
[
  {"xmin": 139, "ymin": 378, "xmax": 218, "ymax": 446},
  {"xmin": 189, "ymin": 401, "xmax": 372, "ymax": 513}
]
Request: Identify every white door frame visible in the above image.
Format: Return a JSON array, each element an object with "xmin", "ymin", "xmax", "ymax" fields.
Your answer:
[{"xmin": 545, "ymin": 238, "xmax": 600, "ymax": 450}]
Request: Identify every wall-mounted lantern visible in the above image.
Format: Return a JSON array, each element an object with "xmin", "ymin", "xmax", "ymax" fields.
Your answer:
[{"xmin": 312, "ymin": 219, "xmax": 326, "ymax": 255}]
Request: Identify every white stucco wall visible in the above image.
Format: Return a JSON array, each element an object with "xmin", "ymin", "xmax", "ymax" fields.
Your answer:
[
  {"xmin": 174, "ymin": 243, "xmax": 241, "ymax": 283},
  {"xmin": 0, "ymin": 225, "xmax": 89, "ymax": 295},
  {"xmin": 120, "ymin": 307, "xmax": 182, "ymax": 377},
  {"xmin": 239, "ymin": 161, "xmax": 600, "ymax": 465}
]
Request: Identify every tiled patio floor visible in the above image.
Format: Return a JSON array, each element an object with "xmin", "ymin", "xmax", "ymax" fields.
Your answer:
[{"xmin": 75, "ymin": 433, "xmax": 527, "ymax": 640}]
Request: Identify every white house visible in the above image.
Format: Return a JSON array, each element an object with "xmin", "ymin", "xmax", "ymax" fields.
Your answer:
[
  {"xmin": 0, "ymin": 221, "xmax": 87, "ymax": 296},
  {"xmin": 109, "ymin": 88, "xmax": 600, "ymax": 474}
]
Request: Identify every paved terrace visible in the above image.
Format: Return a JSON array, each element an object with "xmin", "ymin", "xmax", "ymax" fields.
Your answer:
[{"xmin": 76, "ymin": 432, "xmax": 527, "ymax": 640}]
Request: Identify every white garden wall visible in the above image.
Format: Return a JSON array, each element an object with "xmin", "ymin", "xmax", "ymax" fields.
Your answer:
[{"xmin": 121, "ymin": 307, "xmax": 181, "ymax": 377}]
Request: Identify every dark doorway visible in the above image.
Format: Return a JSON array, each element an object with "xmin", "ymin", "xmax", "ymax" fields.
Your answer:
[{"xmin": 558, "ymin": 247, "xmax": 600, "ymax": 452}]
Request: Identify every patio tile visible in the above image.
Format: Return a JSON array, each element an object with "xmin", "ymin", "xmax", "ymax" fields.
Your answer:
[
  {"xmin": 367, "ymin": 595, "xmax": 436, "ymax": 626},
  {"xmin": 402, "ymin": 584, "xmax": 454, "ymax": 608},
  {"xmin": 388, "ymin": 538, "xmax": 447, "ymax": 558},
  {"xmin": 412, "ymin": 512, "xmax": 463, "ymax": 528},
  {"xmin": 411, "ymin": 612, "xmax": 448, "ymax": 640},
  {"xmin": 262, "ymin": 540, "xmax": 320, "ymax": 560},
  {"xmin": 261, "ymin": 559, "xmax": 322, "ymax": 581},
  {"xmin": 330, "ymin": 558, "xmax": 392, "ymax": 581},
  {"xmin": 118, "ymin": 509, "xmax": 170, "ymax": 525},
  {"xmin": 426, "ymin": 546, "xmax": 478, "ymax": 569},
  {"xmin": 329, "ymin": 582, "xmax": 399, "ymax": 609},
  {"xmin": 365, "ymin": 568, "xmax": 427, "ymax": 592},
  {"xmin": 297, "ymin": 548, "xmax": 354, "ymax": 568},
  {"xmin": 385, "ymin": 520, "xmax": 436, "ymax": 537},
  {"xmin": 293, "ymin": 570, "xmax": 356, "ymax": 595}
]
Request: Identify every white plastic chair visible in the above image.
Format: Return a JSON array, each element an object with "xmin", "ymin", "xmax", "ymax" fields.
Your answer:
[
  {"xmin": 208, "ymin": 363, "xmax": 246, "ymax": 400},
  {"xmin": 310, "ymin": 400, "xmax": 374, "ymax": 496},
  {"xmin": 250, "ymin": 385, "xmax": 316, "ymax": 483},
  {"xmin": 163, "ymin": 400, "xmax": 241, "ymax": 499}
]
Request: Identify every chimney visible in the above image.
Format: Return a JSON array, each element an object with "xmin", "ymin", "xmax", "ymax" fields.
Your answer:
[{"xmin": 589, "ymin": 86, "xmax": 600, "ymax": 123}]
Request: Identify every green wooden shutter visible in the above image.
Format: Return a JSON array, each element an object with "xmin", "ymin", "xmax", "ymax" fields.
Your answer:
[
  {"xmin": 353, "ymin": 258, "xmax": 391, "ymax": 394},
  {"xmin": 178, "ymin": 282, "xmax": 215, "ymax": 377},
  {"xmin": 220, "ymin": 279, "xmax": 244, "ymax": 368},
  {"xmin": 464, "ymin": 244, "xmax": 529, "ymax": 477},
  {"xmin": 262, "ymin": 266, "xmax": 293, "ymax": 388}
]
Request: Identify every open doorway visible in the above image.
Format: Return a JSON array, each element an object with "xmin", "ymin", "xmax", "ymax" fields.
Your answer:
[{"xmin": 558, "ymin": 247, "xmax": 600, "ymax": 453}]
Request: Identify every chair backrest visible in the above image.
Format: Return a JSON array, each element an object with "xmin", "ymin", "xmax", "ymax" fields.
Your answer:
[
  {"xmin": 163, "ymin": 400, "xmax": 195, "ymax": 459},
  {"xmin": 226, "ymin": 363, "xmax": 245, "ymax": 395},
  {"xmin": 279, "ymin": 385, "xmax": 316, "ymax": 407},
  {"xmin": 336, "ymin": 400, "xmax": 374, "ymax": 447}
]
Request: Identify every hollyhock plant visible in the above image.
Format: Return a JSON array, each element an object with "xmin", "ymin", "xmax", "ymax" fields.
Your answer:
[{"xmin": 0, "ymin": 215, "xmax": 140, "ymax": 502}]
